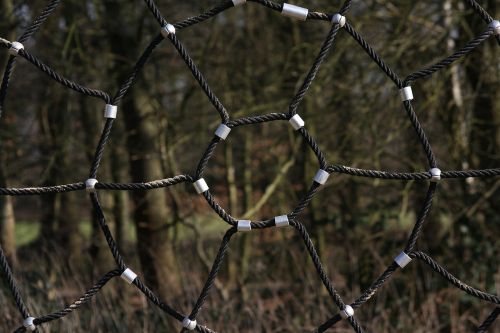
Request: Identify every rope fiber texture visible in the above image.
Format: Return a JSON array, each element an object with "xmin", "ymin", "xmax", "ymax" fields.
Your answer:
[{"xmin": 0, "ymin": 0, "xmax": 499, "ymax": 332}]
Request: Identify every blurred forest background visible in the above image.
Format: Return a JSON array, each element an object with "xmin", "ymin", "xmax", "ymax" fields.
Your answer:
[{"xmin": 0, "ymin": 0, "xmax": 499, "ymax": 332}]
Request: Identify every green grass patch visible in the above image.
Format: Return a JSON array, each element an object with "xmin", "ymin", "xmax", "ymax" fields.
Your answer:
[
  {"xmin": 15, "ymin": 214, "xmax": 228, "ymax": 248},
  {"xmin": 15, "ymin": 221, "xmax": 40, "ymax": 247}
]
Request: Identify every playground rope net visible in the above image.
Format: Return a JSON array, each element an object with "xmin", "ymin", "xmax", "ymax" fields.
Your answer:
[{"xmin": 0, "ymin": 0, "xmax": 499, "ymax": 332}]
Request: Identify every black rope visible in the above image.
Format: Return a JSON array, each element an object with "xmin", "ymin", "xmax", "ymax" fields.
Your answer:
[
  {"xmin": 168, "ymin": 35, "xmax": 230, "ymax": 123},
  {"xmin": 476, "ymin": 308, "xmax": 500, "ymax": 333},
  {"xmin": 464, "ymin": 0, "xmax": 493, "ymax": 23},
  {"xmin": 410, "ymin": 252, "xmax": 499, "ymax": 304},
  {"xmin": 89, "ymin": 193, "xmax": 126, "ymax": 271},
  {"xmin": 97, "ymin": 175, "xmax": 193, "ymax": 190},
  {"xmin": 18, "ymin": 270, "xmax": 122, "ymax": 329},
  {"xmin": 404, "ymin": 183, "xmax": 437, "ymax": 253},
  {"xmin": 142, "ymin": 0, "xmax": 167, "ymax": 27},
  {"xmin": 18, "ymin": 0, "xmax": 61, "ymax": 43},
  {"xmin": 0, "ymin": 0, "xmax": 499, "ymax": 332},
  {"xmin": 202, "ymin": 190, "xmax": 237, "ymax": 226},
  {"xmin": 299, "ymin": 127, "xmax": 328, "ymax": 169},
  {"xmin": 247, "ymin": 0, "xmax": 282, "ymax": 13},
  {"xmin": 0, "ymin": 183, "xmax": 85, "ymax": 195},
  {"xmin": 288, "ymin": 24, "xmax": 341, "ymax": 116},
  {"xmin": 402, "ymin": 100, "xmax": 438, "ymax": 168},
  {"xmin": 227, "ymin": 112, "xmax": 287, "ymax": 127},
  {"xmin": 0, "ymin": 245, "xmax": 31, "ymax": 319},
  {"xmin": 0, "ymin": 0, "xmax": 62, "ymax": 117},
  {"xmin": 174, "ymin": 1, "xmax": 234, "ymax": 30},
  {"xmin": 343, "ymin": 22, "xmax": 403, "ymax": 88},
  {"xmin": 89, "ymin": 119, "xmax": 115, "ymax": 179},
  {"xmin": 195, "ymin": 137, "xmax": 221, "ymax": 179},
  {"xmin": 187, "ymin": 228, "xmax": 236, "ymax": 320},
  {"xmin": 112, "ymin": 34, "xmax": 165, "ymax": 105},
  {"xmin": 404, "ymin": 29, "xmax": 494, "ymax": 86},
  {"xmin": 17, "ymin": 49, "xmax": 111, "ymax": 103},
  {"xmin": 0, "ymin": 57, "xmax": 16, "ymax": 118}
]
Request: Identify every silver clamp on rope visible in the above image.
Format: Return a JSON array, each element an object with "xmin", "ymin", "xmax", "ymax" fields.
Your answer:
[
  {"xmin": 399, "ymin": 86, "xmax": 413, "ymax": 102},
  {"xmin": 275, "ymin": 215, "xmax": 289, "ymax": 228},
  {"xmin": 489, "ymin": 20, "xmax": 500, "ymax": 35},
  {"xmin": 215, "ymin": 124, "xmax": 231, "ymax": 140},
  {"xmin": 121, "ymin": 268, "xmax": 138, "ymax": 284},
  {"xmin": 232, "ymin": 0, "xmax": 246, "ymax": 6},
  {"xmin": 85, "ymin": 178, "xmax": 98, "ymax": 193},
  {"xmin": 282, "ymin": 3, "xmax": 309, "ymax": 21},
  {"xmin": 104, "ymin": 104, "xmax": 117, "ymax": 119},
  {"xmin": 394, "ymin": 251, "xmax": 412, "ymax": 268},
  {"xmin": 289, "ymin": 114, "xmax": 305, "ymax": 130},
  {"xmin": 331, "ymin": 13, "xmax": 346, "ymax": 27},
  {"xmin": 23, "ymin": 317, "xmax": 36, "ymax": 331},
  {"xmin": 429, "ymin": 168, "xmax": 441, "ymax": 182},
  {"xmin": 182, "ymin": 317, "xmax": 197, "ymax": 330},
  {"xmin": 313, "ymin": 169, "xmax": 330, "ymax": 185},
  {"xmin": 193, "ymin": 178, "xmax": 209, "ymax": 194},
  {"xmin": 340, "ymin": 305, "xmax": 354, "ymax": 319},
  {"xmin": 8, "ymin": 41, "xmax": 24, "ymax": 56},
  {"xmin": 161, "ymin": 23, "xmax": 176, "ymax": 38},
  {"xmin": 237, "ymin": 220, "xmax": 252, "ymax": 232}
]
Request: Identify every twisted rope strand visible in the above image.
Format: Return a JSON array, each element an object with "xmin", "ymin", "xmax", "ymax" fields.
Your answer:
[{"xmin": 0, "ymin": 0, "xmax": 62, "ymax": 117}]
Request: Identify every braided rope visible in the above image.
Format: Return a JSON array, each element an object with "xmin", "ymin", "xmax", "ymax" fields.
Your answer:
[{"xmin": 0, "ymin": 0, "xmax": 498, "ymax": 332}]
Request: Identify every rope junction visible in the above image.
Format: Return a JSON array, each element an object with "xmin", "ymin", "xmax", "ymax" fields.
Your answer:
[{"xmin": 0, "ymin": 0, "xmax": 499, "ymax": 332}]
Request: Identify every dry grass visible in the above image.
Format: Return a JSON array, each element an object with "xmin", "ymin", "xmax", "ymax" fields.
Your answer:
[{"xmin": 2, "ymin": 221, "xmax": 498, "ymax": 333}]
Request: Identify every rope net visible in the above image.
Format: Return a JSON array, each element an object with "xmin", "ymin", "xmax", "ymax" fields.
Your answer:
[{"xmin": 0, "ymin": 0, "xmax": 499, "ymax": 332}]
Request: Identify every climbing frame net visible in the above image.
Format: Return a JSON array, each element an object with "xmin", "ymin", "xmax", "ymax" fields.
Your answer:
[{"xmin": 0, "ymin": 0, "xmax": 499, "ymax": 332}]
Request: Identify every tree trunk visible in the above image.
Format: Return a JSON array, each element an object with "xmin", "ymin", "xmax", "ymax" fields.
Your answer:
[
  {"xmin": 123, "ymin": 90, "xmax": 178, "ymax": 296},
  {"xmin": 49, "ymin": 96, "xmax": 82, "ymax": 260},
  {"xmin": 102, "ymin": 2, "xmax": 179, "ymax": 298},
  {"xmin": 225, "ymin": 142, "xmax": 238, "ymax": 214},
  {"xmin": 110, "ymin": 139, "xmax": 129, "ymax": 251},
  {"xmin": 0, "ymin": 0, "xmax": 17, "ymax": 267},
  {"xmin": 38, "ymin": 3, "xmax": 83, "ymax": 260},
  {"xmin": 0, "ymin": 193, "xmax": 16, "ymax": 267},
  {"xmin": 464, "ymin": 0, "xmax": 499, "ymax": 238}
]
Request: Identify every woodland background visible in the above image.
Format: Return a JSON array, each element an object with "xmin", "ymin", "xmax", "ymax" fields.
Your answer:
[{"xmin": 0, "ymin": 0, "xmax": 499, "ymax": 332}]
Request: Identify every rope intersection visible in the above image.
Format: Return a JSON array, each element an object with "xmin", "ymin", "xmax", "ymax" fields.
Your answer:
[{"xmin": 0, "ymin": 0, "xmax": 499, "ymax": 332}]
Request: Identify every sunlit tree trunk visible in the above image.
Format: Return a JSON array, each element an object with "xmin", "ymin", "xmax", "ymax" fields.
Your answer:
[
  {"xmin": 123, "ymin": 90, "xmax": 178, "ymax": 295},
  {"xmin": 0, "ymin": 0, "xmax": 17, "ymax": 267}
]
